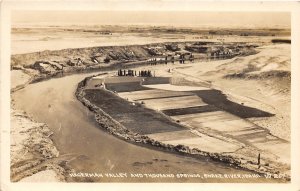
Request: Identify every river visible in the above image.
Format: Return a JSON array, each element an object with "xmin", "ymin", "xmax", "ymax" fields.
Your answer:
[{"xmin": 12, "ymin": 72, "xmax": 277, "ymax": 183}]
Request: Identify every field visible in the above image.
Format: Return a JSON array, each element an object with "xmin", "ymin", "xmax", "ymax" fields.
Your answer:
[
  {"xmin": 173, "ymin": 43, "xmax": 291, "ymax": 140},
  {"xmin": 83, "ymin": 75, "xmax": 290, "ymax": 175},
  {"xmin": 84, "ymin": 88, "xmax": 185, "ymax": 135}
]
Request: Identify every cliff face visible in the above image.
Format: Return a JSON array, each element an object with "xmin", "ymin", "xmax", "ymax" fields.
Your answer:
[
  {"xmin": 11, "ymin": 43, "xmax": 171, "ymax": 68},
  {"xmin": 10, "ymin": 43, "xmax": 174, "ymax": 79},
  {"xmin": 11, "ymin": 41, "xmax": 258, "ymax": 77}
]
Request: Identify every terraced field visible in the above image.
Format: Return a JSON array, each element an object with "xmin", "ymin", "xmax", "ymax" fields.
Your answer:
[
  {"xmin": 83, "ymin": 90, "xmax": 185, "ymax": 134},
  {"xmin": 84, "ymin": 76, "xmax": 290, "ymax": 172}
]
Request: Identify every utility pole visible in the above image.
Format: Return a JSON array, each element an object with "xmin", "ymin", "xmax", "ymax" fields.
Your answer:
[{"xmin": 257, "ymin": 153, "xmax": 261, "ymax": 167}]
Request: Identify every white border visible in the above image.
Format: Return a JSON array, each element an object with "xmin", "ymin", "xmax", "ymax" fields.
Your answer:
[{"xmin": 1, "ymin": 1, "xmax": 300, "ymax": 191}]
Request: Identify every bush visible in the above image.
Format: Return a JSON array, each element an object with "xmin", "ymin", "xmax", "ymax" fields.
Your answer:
[{"xmin": 104, "ymin": 58, "xmax": 110, "ymax": 63}]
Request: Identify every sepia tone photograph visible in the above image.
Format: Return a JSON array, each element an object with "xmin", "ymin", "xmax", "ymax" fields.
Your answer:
[
  {"xmin": 9, "ymin": 8, "xmax": 292, "ymax": 183},
  {"xmin": 1, "ymin": 1, "xmax": 300, "ymax": 190}
]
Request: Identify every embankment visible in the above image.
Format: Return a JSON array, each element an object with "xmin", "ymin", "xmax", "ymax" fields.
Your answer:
[{"xmin": 10, "ymin": 107, "xmax": 67, "ymax": 182}]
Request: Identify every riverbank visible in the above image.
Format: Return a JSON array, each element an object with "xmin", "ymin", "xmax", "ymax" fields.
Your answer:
[
  {"xmin": 11, "ymin": 67, "xmax": 70, "ymax": 182},
  {"xmin": 10, "ymin": 106, "xmax": 65, "ymax": 182},
  {"xmin": 11, "ymin": 40, "xmax": 259, "ymax": 89},
  {"xmin": 76, "ymin": 74, "xmax": 290, "ymax": 181}
]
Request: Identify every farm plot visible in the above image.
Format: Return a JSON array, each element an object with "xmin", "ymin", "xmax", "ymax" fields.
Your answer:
[
  {"xmin": 84, "ymin": 89, "xmax": 185, "ymax": 134},
  {"xmin": 86, "ymin": 76, "xmax": 289, "ymax": 167}
]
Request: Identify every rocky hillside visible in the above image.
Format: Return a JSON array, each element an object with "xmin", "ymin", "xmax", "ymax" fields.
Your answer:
[{"xmin": 11, "ymin": 41, "xmax": 258, "ymax": 80}]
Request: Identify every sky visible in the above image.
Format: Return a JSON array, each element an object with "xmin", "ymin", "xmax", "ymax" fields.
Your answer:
[{"xmin": 12, "ymin": 11, "xmax": 291, "ymax": 29}]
